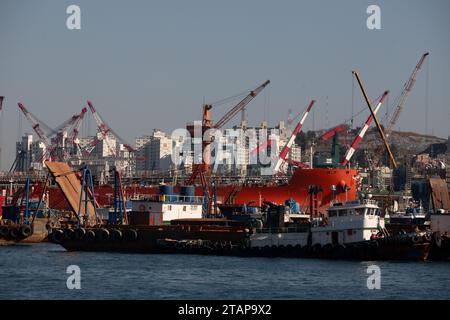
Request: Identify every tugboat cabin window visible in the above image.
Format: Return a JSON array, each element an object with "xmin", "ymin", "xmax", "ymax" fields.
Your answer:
[
  {"xmin": 338, "ymin": 209, "xmax": 348, "ymax": 216},
  {"xmin": 328, "ymin": 210, "xmax": 337, "ymax": 217}
]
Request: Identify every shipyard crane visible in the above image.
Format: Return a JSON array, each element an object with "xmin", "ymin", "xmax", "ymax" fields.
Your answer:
[
  {"xmin": 371, "ymin": 52, "xmax": 429, "ymax": 167},
  {"xmin": 386, "ymin": 52, "xmax": 429, "ymax": 138},
  {"xmin": 17, "ymin": 103, "xmax": 53, "ymax": 148},
  {"xmin": 187, "ymin": 80, "xmax": 271, "ymax": 185},
  {"xmin": 68, "ymin": 107, "xmax": 88, "ymax": 152},
  {"xmin": 318, "ymin": 124, "xmax": 349, "ymax": 142},
  {"xmin": 273, "ymin": 100, "xmax": 316, "ymax": 173},
  {"xmin": 0, "ymin": 96, "xmax": 3, "ymax": 119},
  {"xmin": 318, "ymin": 124, "xmax": 350, "ymax": 167},
  {"xmin": 353, "ymin": 71, "xmax": 397, "ymax": 168},
  {"xmin": 85, "ymin": 100, "xmax": 136, "ymax": 157},
  {"xmin": 86, "ymin": 100, "xmax": 118, "ymax": 157},
  {"xmin": 59, "ymin": 107, "xmax": 88, "ymax": 159},
  {"xmin": 18, "ymin": 102, "xmax": 86, "ymax": 163},
  {"xmin": 251, "ymin": 102, "xmax": 314, "ymax": 158},
  {"xmin": 250, "ymin": 139, "xmax": 273, "ymax": 157},
  {"xmin": 37, "ymin": 111, "xmax": 84, "ymax": 162},
  {"xmin": 49, "ymin": 111, "xmax": 86, "ymax": 160},
  {"xmin": 341, "ymin": 91, "xmax": 389, "ymax": 167},
  {"xmin": 186, "ymin": 80, "xmax": 270, "ymax": 215}
]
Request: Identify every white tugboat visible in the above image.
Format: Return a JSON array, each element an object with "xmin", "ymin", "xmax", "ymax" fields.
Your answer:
[
  {"xmin": 248, "ymin": 197, "xmax": 430, "ymax": 261},
  {"xmin": 310, "ymin": 199, "xmax": 385, "ymax": 248}
]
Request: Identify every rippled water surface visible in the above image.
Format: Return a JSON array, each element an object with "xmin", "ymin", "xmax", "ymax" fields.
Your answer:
[{"xmin": 1, "ymin": 243, "xmax": 449, "ymax": 299}]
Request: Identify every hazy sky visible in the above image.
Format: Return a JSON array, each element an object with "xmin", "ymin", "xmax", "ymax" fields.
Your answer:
[{"xmin": 0, "ymin": 0, "xmax": 449, "ymax": 169}]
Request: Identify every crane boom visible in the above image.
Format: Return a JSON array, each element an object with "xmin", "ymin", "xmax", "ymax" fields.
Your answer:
[
  {"xmin": 353, "ymin": 71, "xmax": 397, "ymax": 168},
  {"xmin": 319, "ymin": 124, "xmax": 349, "ymax": 142},
  {"xmin": 386, "ymin": 52, "xmax": 429, "ymax": 138},
  {"xmin": 18, "ymin": 103, "xmax": 52, "ymax": 147},
  {"xmin": 0, "ymin": 96, "xmax": 3, "ymax": 118},
  {"xmin": 213, "ymin": 80, "xmax": 270, "ymax": 129},
  {"xmin": 68, "ymin": 107, "xmax": 88, "ymax": 144},
  {"xmin": 87, "ymin": 100, "xmax": 118, "ymax": 157},
  {"xmin": 273, "ymin": 100, "xmax": 315, "ymax": 173},
  {"xmin": 87, "ymin": 100, "xmax": 135, "ymax": 154},
  {"xmin": 341, "ymin": 91, "xmax": 389, "ymax": 166}
]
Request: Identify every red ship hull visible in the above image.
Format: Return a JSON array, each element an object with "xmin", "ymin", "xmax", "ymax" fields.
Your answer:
[
  {"xmin": 46, "ymin": 168, "xmax": 358, "ymax": 215},
  {"xmin": 214, "ymin": 168, "xmax": 358, "ymax": 213}
]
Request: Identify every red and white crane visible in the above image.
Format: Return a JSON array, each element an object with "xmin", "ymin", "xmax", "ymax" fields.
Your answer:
[
  {"xmin": 64, "ymin": 107, "xmax": 88, "ymax": 158},
  {"xmin": 86, "ymin": 100, "xmax": 118, "ymax": 157},
  {"xmin": 18, "ymin": 102, "xmax": 86, "ymax": 162},
  {"xmin": 85, "ymin": 100, "xmax": 135, "ymax": 158},
  {"xmin": 187, "ymin": 80, "xmax": 271, "ymax": 185},
  {"xmin": 341, "ymin": 91, "xmax": 389, "ymax": 167},
  {"xmin": 68, "ymin": 107, "xmax": 88, "ymax": 147},
  {"xmin": 318, "ymin": 124, "xmax": 349, "ymax": 142},
  {"xmin": 273, "ymin": 100, "xmax": 315, "ymax": 173},
  {"xmin": 18, "ymin": 103, "xmax": 53, "ymax": 148}
]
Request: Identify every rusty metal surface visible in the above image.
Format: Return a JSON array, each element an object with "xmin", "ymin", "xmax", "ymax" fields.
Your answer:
[
  {"xmin": 429, "ymin": 178, "xmax": 450, "ymax": 211},
  {"xmin": 45, "ymin": 162, "xmax": 96, "ymax": 226}
]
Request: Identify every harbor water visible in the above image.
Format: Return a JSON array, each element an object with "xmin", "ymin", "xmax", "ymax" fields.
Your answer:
[{"xmin": 1, "ymin": 243, "xmax": 449, "ymax": 300}]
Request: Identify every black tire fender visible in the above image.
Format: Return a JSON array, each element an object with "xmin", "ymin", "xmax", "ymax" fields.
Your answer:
[
  {"xmin": 0, "ymin": 226, "xmax": 9, "ymax": 238},
  {"xmin": 125, "ymin": 229, "xmax": 138, "ymax": 241},
  {"xmin": 74, "ymin": 228, "xmax": 86, "ymax": 240},
  {"xmin": 51, "ymin": 229, "xmax": 65, "ymax": 243},
  {"xmin": 433, "ymin": 232, "xmax": 442, "ymax": 248},
  {"xmin": 9, "ymin": 227, "xmax": 20, "ymax": 239},
  {"xmin": 64, "ymin": 228, "xmax": 75, "ymax": 240},
  {"xmin": 110, "ymin": 229, "xmax": 123, "ymax": 241},
  {"xmin": 84, "ymin": 230, "xmax": 96, "ymax": 243},
  {"xmin": 20, "ymin": 225, "xmax": 33, "ymax": 238}
]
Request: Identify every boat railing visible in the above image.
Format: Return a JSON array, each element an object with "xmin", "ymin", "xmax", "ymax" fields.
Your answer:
[
  {"xmin": 257, "ymin": 226, "xmax": 309, "ymax": 234},
  {"xmin": 135, "ymin": 194, "xmax": 204, "ymax": 204}
]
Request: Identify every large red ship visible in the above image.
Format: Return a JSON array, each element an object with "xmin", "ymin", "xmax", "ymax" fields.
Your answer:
[{"xmin": 44, "ymin": 167, "xmax": 358, "ymax": 215}]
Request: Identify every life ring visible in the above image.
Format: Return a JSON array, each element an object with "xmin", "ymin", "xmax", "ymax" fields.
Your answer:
[{"xmin": 138, "ymin": 204, "xmax": 146, "ymax": 212}]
